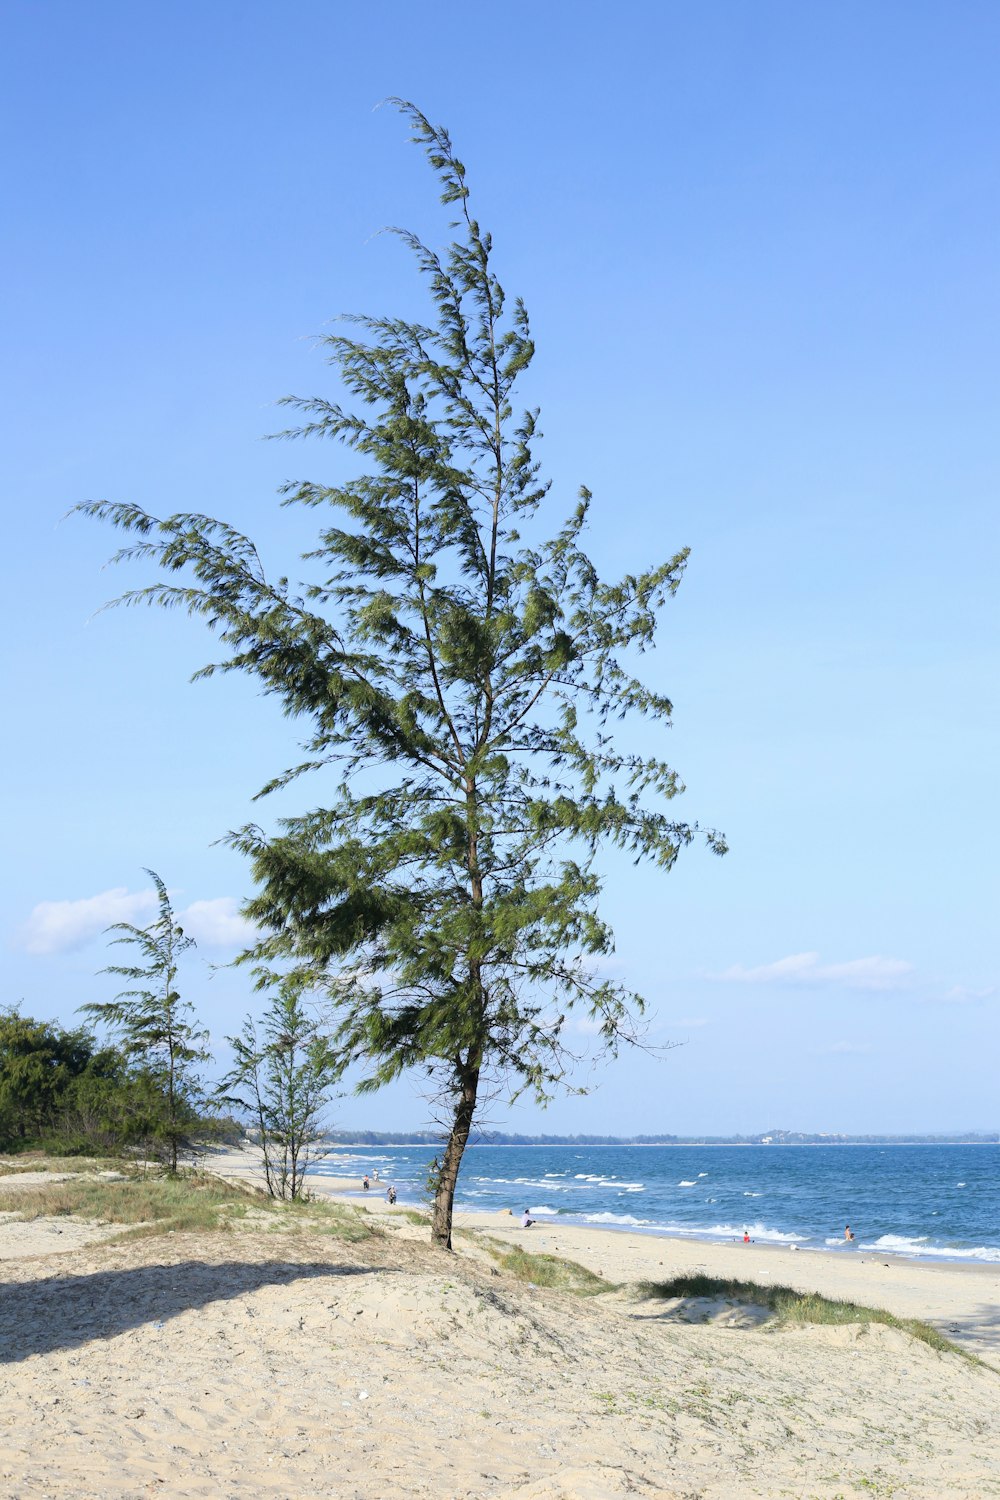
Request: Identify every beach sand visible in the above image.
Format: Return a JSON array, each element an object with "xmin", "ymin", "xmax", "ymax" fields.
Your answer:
[
  {"xmin": 209, "ymin": 1144, "xmax": 1000, "ymax": 1361},
  {"xmin": 2, "ymin": 1153, "xmax": 999, "ymax": 1498}
]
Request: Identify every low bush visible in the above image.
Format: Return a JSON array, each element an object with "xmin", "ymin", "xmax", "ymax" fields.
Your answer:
[{"xmin": 637, "ymin": 1275, "xmax": 973, "ymax": 1361}]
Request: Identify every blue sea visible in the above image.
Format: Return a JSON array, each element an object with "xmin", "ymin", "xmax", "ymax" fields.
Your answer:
[{"xmin": 311, "ymin": 1142, "xmax": 1000, "ymax": 1264}]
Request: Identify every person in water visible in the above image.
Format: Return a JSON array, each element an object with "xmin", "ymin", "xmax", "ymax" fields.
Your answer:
[{"xmin": 845, "ymin": 1224, "xmax": 855, "ymax": 1241}]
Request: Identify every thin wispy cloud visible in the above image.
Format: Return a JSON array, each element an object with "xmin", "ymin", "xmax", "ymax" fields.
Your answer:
[
  {"xmin": 711, "ymin": 952, "xmax": 914, "ymax": 992},
  {"xmin": 18, "ymin": 887, "xmax": 256, "ymax": 956},
  {"xmin": 934, "ymin": 984, "xmax": 997, "ymax": 1006}
]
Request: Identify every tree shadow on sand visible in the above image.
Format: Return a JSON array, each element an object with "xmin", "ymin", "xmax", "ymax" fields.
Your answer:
[
  {"xmin": 0, "ymin": 1258, "xmax": 382, "ymax": 1363},
  {"xmin": 935, "ymin": 1302, "xmax": 1000, "ymax": 1365}
]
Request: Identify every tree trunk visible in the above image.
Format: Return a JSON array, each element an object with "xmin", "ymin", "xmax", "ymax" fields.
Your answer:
[
  {"xmin": 167, "ymin": 1037, "xmax": 178, "ymax": 1175},
  {"xmin": 431, "ymin": 1063, "xmax": 480, "ymax": 1250}
]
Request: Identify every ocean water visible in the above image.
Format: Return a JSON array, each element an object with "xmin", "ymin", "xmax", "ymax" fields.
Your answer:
[{"xmin": 311, "ymin": 1142, "xmax": 1000, "ymax": 1264}]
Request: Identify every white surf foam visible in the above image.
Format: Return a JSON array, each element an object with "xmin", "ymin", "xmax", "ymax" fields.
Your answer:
[
  {"xmin": 659, "ymin": 1220, "xmax": 803, "ymax": 1245},
  {"xmin": 859, "ymin": 1233, "xmax": 1000, "ymax": 1262},
  {"xmin": 580, "ymin": 1211, "xmax": 654, "ymax": 1227}
]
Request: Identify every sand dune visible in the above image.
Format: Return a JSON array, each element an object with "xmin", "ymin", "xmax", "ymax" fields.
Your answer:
[
  {"xmin": 2, "ymin": 1163, "xmax": 1000, "ymax": 1498},
  {"xmin": 209, "ymin": 1144, "xmax": 1000, "ymax": 1360}
]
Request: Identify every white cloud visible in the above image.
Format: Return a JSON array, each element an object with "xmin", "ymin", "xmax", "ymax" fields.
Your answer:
[
  {"xmin": 17, "ymin": 887, "xmax": 256, "ymax": 956},
  {"xmin": 711, "ymin": 952, "xmax": 914, "ymax": 992},
  {"xmin": 176, "ymin": 898, "xmax": 256, "ymax": 950},
  {"xmin": 935, "ymin": 985, "xmax": 997, "ymax": 1006},
  {"xmin": 18, "ymin": 887, "xmax": 159, "ymax": 955}
]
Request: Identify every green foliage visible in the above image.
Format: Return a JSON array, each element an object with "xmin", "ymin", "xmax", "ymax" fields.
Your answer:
[
  {"xmin": 52, "ymin": 1065, "xmax": 210, "ymax": 1162},
  {"xmin": 80, "ymin": 870, "xmax": 209, "ymax": 1172},
  {"xmin": 77, "ymin": 103, "xmax": 723, "ymax": 1249},
  {"xmin": 0, "ymin": 1007, "xmax": 97, "ymax": 1148},
  {"xmin": 0, "ymin": 1003, "xmax": 235, "ymax": 1159},
  {"xmin": 216, "ymin": 978, "xmax": 338, "ymax": 1200}
]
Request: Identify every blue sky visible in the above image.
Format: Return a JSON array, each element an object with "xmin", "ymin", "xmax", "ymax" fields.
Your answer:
[{"xmin": 4, "ymin": 1, "xmax": 998, "ymax": 1135}]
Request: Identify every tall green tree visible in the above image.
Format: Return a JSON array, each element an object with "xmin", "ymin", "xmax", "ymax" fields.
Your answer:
[
  {"xmin": 216, "ymin": 978, "xmax": 337, "ymax": 1200},
  {"xmin": 78, "ymin": 103, "xmax": 724, "ymax": 1247},
  {"xmin": 81, "ymin": 871, "xmax": 209, "ymax": 1173}
]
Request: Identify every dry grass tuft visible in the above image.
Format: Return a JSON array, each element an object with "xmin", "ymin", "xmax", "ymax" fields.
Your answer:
[
  {"xmin": 486, "ymin": 1240, "xmax": 612, "ymax": 1296},
  {"xmin": 0, "ymin": 1173, "xmax": 255, "ymax": 1237},
  {"xmin": 637, "ymin": 1274, "xmax": 978, "ymax": 1363},
  {"xmin": 0, "ymin": 1156, "xmax": 126, "ymax": 1175},
  {"xmin": 0, "ymin": 1168, "xmax": 386, "ymax": 1246}
]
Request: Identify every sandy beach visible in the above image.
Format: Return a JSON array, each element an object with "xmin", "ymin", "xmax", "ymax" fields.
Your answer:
[
  {"xmin": 209, "ymin": 1145, "xmax": 1000, "ymax": 1361},
  {"xmin": 2, "ymin": 1152, "xmax": 999, "ymax": 1498}
]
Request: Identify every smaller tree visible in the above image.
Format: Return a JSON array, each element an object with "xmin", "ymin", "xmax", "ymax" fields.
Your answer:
[
  {"xmin": 216, "ymin": 978, "xmax": 337, "ymax": 1200},
  {"xmin": 81, "ymin": 870, "xmax": 208, "ymax": 1173}
]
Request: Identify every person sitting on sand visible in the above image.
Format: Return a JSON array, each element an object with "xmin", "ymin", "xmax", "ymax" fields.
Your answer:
[
  {"xmin": 743, "ymin": 1230, "xmax": 750, "ymax": 1244},
  {"xmin": 522, "ymin": 1208, "xmax": 535, "ymax": 1229},
  {"xmin": 845, "ymin": 1224, "xmax": 855, "ymax": 1241}
]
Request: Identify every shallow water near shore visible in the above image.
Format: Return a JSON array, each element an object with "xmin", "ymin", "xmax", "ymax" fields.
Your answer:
[{"xmin": 311, "ymin": 1141, "xmax": 1000, "ymax": 1263}]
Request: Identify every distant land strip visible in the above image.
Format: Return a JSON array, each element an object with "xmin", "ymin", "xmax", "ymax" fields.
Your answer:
[{"xmin": 323, "ymin": 1130, "xmax": 999, "ymax": 1147}]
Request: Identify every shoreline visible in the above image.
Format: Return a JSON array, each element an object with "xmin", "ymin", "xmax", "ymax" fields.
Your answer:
[
  {"xmin": 204, "ymin": 1146, "xmax": 1000, "ymax": 1359},
  {"xmin": 204, "ymin": 1143, "xmax": 1000, "ymax": 1271}
]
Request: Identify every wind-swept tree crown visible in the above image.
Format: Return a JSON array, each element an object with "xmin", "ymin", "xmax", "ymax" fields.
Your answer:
[{"xmin": 77, "ymin": 102, "xmax": 724, "ymax": 1116}]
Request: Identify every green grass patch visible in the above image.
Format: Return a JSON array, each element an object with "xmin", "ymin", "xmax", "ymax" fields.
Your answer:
[
  {"xmin": 289, "ymin": 1197, "xmax": 381, "ymax": 1243},
  {"xmin": 0, "ymin": 1164, "xmax": 386, "ymax": 1246},
  {"xmin": 399, "ymin": 1209, "xmax": 430, "ymax": 1226},
  {"xmin": 637, "ymin": 1275, "xmax": 976, "ymax": 1363},
  {"xmin": 0, "ymin": 1172, "xmax": 258, "ymax": 1237},
  {"xmin": 486, "ymin": 1241, "xmax": 612, "ymax": 1296},
  {"xmin": 0, "ymin": 1155, "xmax": 127, "ymax": 1175}
]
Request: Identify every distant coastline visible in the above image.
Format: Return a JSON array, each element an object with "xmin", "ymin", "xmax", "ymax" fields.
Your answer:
[{"xmin": 324, "ymin": 1129, "xmax": 999, "ymax": 1147}]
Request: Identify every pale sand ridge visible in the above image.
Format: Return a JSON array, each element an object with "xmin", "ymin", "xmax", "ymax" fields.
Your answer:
[{"xmin": 1, "ymin": 1155, "xmax": 998, "ymax": 1498}]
